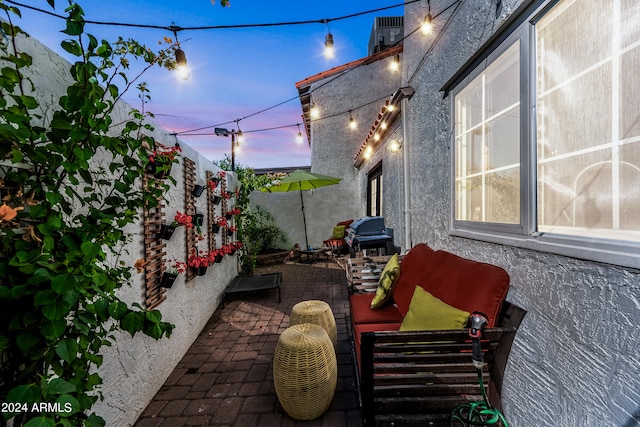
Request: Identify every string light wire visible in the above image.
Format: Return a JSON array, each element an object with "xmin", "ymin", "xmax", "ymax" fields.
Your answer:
[{"xmin": 7, "ymin": 0, "xmax": 463, "ymax": 142}]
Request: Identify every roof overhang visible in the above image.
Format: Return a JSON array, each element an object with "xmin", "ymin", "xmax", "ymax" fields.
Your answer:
[
  {"xmin": 354, "ymin": 86, "xmax": 414, "ymax": 169},
  {"xmin": 295, "ymin": 45, "xmax": 404, "ymax": 145}
]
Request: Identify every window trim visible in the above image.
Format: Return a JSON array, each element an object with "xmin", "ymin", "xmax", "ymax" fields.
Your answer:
[{"xmin": 447, "ymin": 0, "xmax": 640, "ymax": 270}]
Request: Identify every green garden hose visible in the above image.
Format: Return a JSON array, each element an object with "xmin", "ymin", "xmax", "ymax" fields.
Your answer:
[{"xmin": 449, "ymin": 367, "xmax": 509, "ymax": 426}]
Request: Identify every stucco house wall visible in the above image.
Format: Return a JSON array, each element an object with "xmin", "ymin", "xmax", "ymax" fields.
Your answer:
[
  {"xmin": 251, "ymin": 55, "xmax": 402, "ymax": 249},
  {"xmin": 398, "ymin": 1, "xmax": 640, "ymax": 425},
  {"xmin": 9, "ymin": 31, "xmax": 237, "ymax": 426}
]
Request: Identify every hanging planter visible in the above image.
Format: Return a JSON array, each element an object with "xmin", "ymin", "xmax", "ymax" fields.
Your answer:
[
  {"xmin": 212, "ymin": 224, "xmax": 221, "ymax": 234},
  {"xmin": 215, "ymin": 254, "xmax": 223, "ymax": 263},
  {"xmin": 192, "ymin": 184, "xmax": 205, "ymax": 197},
  {"xmin": 160, "ymin": 272, "xmax": 178, "ymax": 288},
  {"xmin": 225, "ymin": 211, "xmax": 233, "ymax": 220},
  {"xmin": 195, "ymin": 266, "xmax": 207, "ymax": 276},
  {"xmin": 160, "ymin": 224, "xmax": 176, "ymax": 240},
  {"xmin": 148, "ymin": 159, "xmax": 173, "ymax": 179},
  {"xmin": 192, "ymin": 213, "xmax": 204, "ymax": 227},
  {"xmin": 226, "ymin": 226, "xmax": 237, "ymax": 237},
  {"xmin": 212, "ymin": 195, "xmax": 222, "ymax": 205}
]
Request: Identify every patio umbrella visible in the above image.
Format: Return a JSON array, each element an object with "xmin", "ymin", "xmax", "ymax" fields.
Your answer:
[{"xmin": 261, "ymin": 170, "xmax": 342, "ymax": 250}]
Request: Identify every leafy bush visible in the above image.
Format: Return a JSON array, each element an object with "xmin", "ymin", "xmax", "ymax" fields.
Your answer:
[{"xmin": 0, "ymin": 3, "xmax": 179, "ymax": 426}]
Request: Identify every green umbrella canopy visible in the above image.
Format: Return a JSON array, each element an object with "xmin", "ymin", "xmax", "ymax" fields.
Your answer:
[
  {"xmin": 260, "ymin": 170, "xmax": 342, "ymax": 249},
  {"xmin": 261, "ymin": 169, "xmax": 342, "ymax": 193}
]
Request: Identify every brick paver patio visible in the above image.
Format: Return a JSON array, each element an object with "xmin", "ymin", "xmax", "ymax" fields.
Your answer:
[{"xmin": 134, "ymin": 259, "xmax": 362, "ymax": 427}]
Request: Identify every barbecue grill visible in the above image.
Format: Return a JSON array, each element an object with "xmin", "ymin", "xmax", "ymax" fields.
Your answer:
[{"xmin": 345, "ymin": 216, "xmax": 395, "ymax": 257}]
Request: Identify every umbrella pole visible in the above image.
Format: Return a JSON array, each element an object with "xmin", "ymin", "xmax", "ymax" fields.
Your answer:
[{"xmin": 300, "ymin": 189, "xmax": 309, "ymax": 249}]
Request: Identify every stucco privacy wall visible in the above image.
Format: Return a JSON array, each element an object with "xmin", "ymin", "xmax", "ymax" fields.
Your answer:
[
  {"xmin": 251, "ymin": 54, "xmax": 403, "ymax": 249},
  {"xmin": 9, "ymin": 31, "xmax": 237, "ymax": 426},
  {"xmin": 400, "ymin": 1, "xmax": 640, "ymax": 426}
]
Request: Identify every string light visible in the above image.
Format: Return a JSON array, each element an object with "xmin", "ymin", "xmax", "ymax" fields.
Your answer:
[
  {"xmin": 363, "ymin": 146, "xmax": 373, "ymax": 159},
  {"xmin": 389, "ymin": 53, "xmax": 400, "ymax": 72},
  {"xmin": 349, "ymin": 110, "xmax": 357, "ymax": 130},
  {"xmin": 421, "ymin": 1, "xmax": 433, "ymax": 35},
  {"xmin": 296, "ymin": 124, "xmax": 304, "ymax": 144},
  {"xmin": 310, "ymin": 102, "xmax": 320, "ymax": 119},
  {"xmin": 170, "ymin": 24, "xmax": 190, "ymax": 80},
  {"xmin": 324, "ymin": 20, "xmax": 335, "ymax": 59}
]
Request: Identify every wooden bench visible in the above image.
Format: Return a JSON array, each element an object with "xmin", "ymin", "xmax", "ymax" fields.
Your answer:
[
  {"xmin": 346, "ymin": 255, "xmax": 400, "ymax": 294},
  {"xmin": 357, "ymin": 301, "xmax": 526, "ymax": 426}
]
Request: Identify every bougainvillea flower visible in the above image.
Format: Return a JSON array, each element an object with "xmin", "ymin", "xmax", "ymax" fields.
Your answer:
[{"xmin": 0, "ymin": 203, "xmax": 23, "ymax": 221}]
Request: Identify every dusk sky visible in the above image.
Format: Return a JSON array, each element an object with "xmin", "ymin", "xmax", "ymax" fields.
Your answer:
[{"xmin": 12, "ymin": 1, "xmax": 405, "ymax": 169}]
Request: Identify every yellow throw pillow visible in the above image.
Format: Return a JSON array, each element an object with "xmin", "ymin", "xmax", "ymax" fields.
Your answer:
[
  {"xmin": 331, "ymin": 225, "xmax": 346, "ymax": 239},
  {"xmin": 370, "ymin": 254, "xmax": 401, "ymax": 309},
  {"xmin": 399, "ymin": 287, "xmax": 470, "ymax": 331}
]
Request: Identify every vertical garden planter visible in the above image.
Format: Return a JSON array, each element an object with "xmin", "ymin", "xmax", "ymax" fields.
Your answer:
[
  {"xmin": 149, "ymin": 160, "xmax": 172, "ymax": 179},
  {"xmin": 192, "ymin": 214, "xmax": 204, "ymax": 227},
  {"xmin": 213, "ymin": 195, "xmax": 222, "ymax": 205},
  {"xmin": 192, "ymin": 184, "xmax": 205, "ymax": 197},
  {"xmin": 212, "ymin": 224, "xmax": 221, "ymax": 234},
  {"xmin": 160, "ymin": 272, "xmax": 178, "ymax": 288},
  {"xmin": 160, "ymin": 224, "xmax": 176, "ymax": 240}
]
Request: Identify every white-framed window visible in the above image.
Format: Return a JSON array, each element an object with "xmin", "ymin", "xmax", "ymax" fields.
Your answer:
[{"xmin": 451, "ymin": 0, "xmax": 640, "ymax": 268}]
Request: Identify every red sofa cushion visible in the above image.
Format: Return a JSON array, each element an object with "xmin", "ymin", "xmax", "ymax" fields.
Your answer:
[
  {"xmin": 349, "ymin": 293, "xmax": 403, "ymax": 325},
  {"xmin": 420, "ymin": 251, "xmax": 509, "ymax": 327},
  {"xmin": 392, "ymin": 243, "xmax": 436, "ymax": 316},
  {"xmin": 353, "ymin": 322, "xmax": 402, "ymax": 374}
]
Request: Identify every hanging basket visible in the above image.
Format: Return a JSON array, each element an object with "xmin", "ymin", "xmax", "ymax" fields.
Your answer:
[
  {"xmin": 227, "ymin": 228, "xmax": 234, "ymax": 237},
  {"xmin": 213, "ymin": 195, "xmax": 222, "ymax": 205},
  {"xmin": 192, "ymin": 184, "xmax": 205, "ymax": 197},
  {"xmin": 215, "ymin": 254, "xmax": 223, "ymax": 264},
  {"xmin": 160, "ymin": 272, "xmax": 178, "ymax": 288},
  {"xmin": 212, "ymin": 224, "xmax": 221, "ymax": 234},
  {"xmin": 192, "ymin": 213, "xmax": 204, "ymax": 227},
  {"xmin": 195, "ymin": 266, "xmax": 208, "ymax": 276},
  {"xmin": 225, "ymin": 212, "xmax": 233, "ymax": 220},
  {"xmin": 160, "ymin": 224, "xmax": 176, "ymax": 240}
]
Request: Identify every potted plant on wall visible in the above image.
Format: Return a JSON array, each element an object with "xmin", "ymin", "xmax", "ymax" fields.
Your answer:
[
  {"xmin": 212, "ymin": 216, "xmax": 227, "ymax": 234},
  {"xmin": 161, "ymin": 259, "xmax": 187, "ymax": 288},
  {"xmin": 148, "ymin": 143, "xmax": 181, "ymax": 179},
  {"xmin": 161, "ymin": 211, "xmax": 193, "ymax": 240},
  {"xmin": 188, "ymin": 250, "xmax": 211, "ymax": 276},
  {"xmin": 192, "ymin": 183, "xmax": 205, "ymax": 197}
]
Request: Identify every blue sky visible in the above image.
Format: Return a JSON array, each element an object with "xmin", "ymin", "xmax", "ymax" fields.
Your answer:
[{"xmin": 12, "ymin": 1, "xmax": 405, "ymax": 169}]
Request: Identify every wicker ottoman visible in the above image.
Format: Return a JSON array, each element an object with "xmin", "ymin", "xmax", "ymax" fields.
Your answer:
[
  {"xmin": 288, "ymin": 300, "xmax": 337, "ymax": 346},
  {"xmin": 273, "ymin": 323, "xmax": 337, "ymax": 420}
]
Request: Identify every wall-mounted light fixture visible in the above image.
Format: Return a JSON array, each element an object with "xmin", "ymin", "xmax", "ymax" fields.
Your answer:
[{"xmin": 389, "ymin": 139, "xmax": 402, "ymax": 153}]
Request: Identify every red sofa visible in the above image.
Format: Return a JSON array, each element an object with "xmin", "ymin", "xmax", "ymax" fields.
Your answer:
[
  {"xmin": 347, "ymin": 243, "xmax": 525, "ymax": 426},
  {"xmin": 349, "ymin": 243, "xmax": 511, "ymax": 369}
]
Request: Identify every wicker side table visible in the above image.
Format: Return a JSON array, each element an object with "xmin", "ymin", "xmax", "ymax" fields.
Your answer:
[
  {"xmin": 288, "ymin": 300, "xmax": 337, "ymax": 346},
  {"xmin": 273, "ymin": 323, "xmax": 337, "ymax": 420}
]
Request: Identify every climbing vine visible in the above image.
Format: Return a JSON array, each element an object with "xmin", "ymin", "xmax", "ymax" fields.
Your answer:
[{"xmin": 0, "ymin": 2, "xmax": 182, "ymax": 426}]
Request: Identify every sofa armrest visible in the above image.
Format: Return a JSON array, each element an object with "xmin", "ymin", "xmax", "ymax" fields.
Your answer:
[{"xmin": 358, "ymin": 301, "xmax": 526, "ymax": 426}]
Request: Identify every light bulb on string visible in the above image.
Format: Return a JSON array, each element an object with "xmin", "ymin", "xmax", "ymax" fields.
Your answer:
[
  {"xmin": 170, "ymin": 23, "xmax": 190, "ymax": 80},
  {"xmin": 389, "ymin": 53, "xmax": 400, "ymax": 72},
  {"xmin": 237, "ymin": 130, "xmax": 244, "ymax": 144},
  {"xmin": 349, "ymin": 111, "xmax": 357, "ymax": 130},
  {"xmin": 421, "ymin": 1, "xmax": 433, "ymax": 35},
  {"xmin": 310, "ymin": 102, "xmax": 320, "ymax": 119},
  {"xmin": 296, "ymin": 124, "xmax": 303, "ymax": 144},
  {"xmin": 324, "ymin": 19, "xmax": 335, "ymax": 59},
  {"xmin": 363, "ymin": 145, "xmax": 373, "ymax": 160},
  {"xmin": 175, "ymin": 48, "xmax": 190, "ymax": 80}
]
